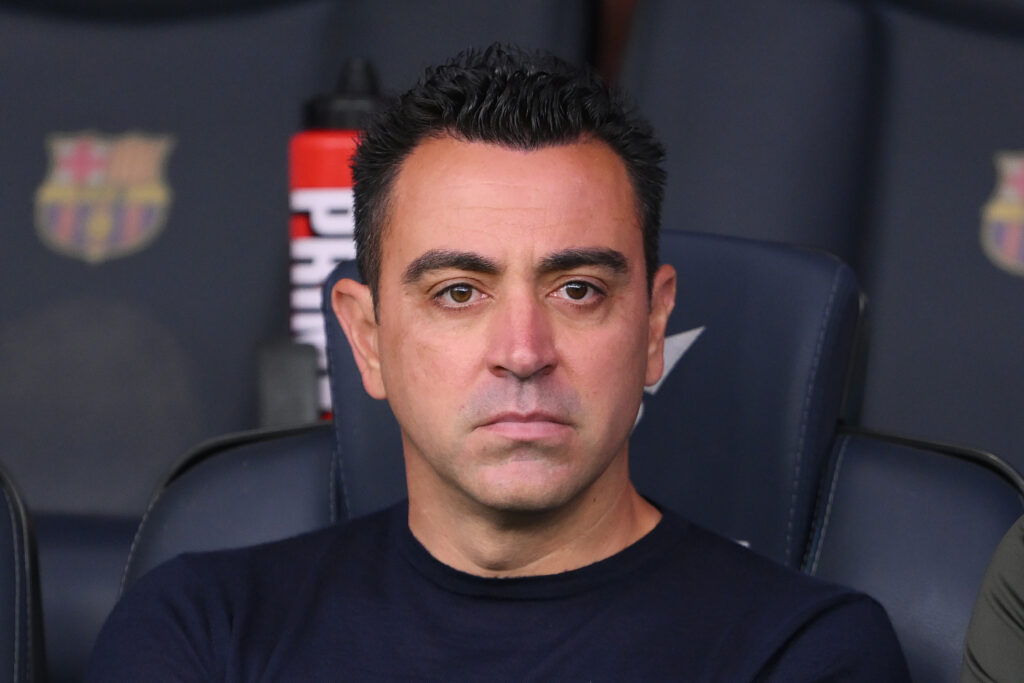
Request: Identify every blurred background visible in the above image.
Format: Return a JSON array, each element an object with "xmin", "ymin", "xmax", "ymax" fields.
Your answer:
[{"xmin": 2, "ymin": 0, "xmax": 1024, "ymax": 680}]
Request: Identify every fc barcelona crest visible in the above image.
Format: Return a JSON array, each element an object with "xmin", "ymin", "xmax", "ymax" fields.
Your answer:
[
  {"xmin": 35, "ymin": 132, "xmax": 174, "ymax": 264},
  {"xmin": 981, "ymin": 151, "xmax": 1024, "ymax": 278}
]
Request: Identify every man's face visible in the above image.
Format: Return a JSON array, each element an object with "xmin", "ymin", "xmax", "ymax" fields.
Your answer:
[{"xmin": 337, "ymin": 136, "xmax": 675, "ymax": 516}]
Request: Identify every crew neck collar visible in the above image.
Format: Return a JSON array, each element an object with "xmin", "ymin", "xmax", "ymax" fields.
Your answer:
[{"xmin": 392, "ymin": 500, "xmax": 688, "ymax": 600}]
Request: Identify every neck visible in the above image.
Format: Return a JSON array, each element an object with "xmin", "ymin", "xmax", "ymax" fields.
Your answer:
[{"xmin": 406, "ymin": 457, "xmax": 661, "ymax": 578}]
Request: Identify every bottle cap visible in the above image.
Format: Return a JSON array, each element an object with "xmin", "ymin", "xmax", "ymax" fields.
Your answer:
[{"xmin": 303, "ymin": 58, "xmax": 382, "ymax": 129}]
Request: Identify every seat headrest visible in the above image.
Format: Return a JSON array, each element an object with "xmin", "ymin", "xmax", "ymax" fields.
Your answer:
[{"xmin": 630, "ymin": 231, "xmax": 861, "ymax": 566}]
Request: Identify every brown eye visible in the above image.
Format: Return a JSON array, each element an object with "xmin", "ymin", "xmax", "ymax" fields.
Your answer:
[
  {"xmin": 563, "ymin": 281, "xmax": 590, "ymax": 300},
  {"xmin": 445, "ymin": 284, "xmax": 474, "ymax": 304},
  {"xmin": 449, "ymin": 285, "xmax": 472, "ymax": 303}
]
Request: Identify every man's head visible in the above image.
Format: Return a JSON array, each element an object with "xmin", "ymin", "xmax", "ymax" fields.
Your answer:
[
  {"xmin": 334, "ymin": 45, "xmax": 675, "ymax": 525},
  {"xmin": 351, "ymin": 44, "xmax": 666, "ymax": 304}
]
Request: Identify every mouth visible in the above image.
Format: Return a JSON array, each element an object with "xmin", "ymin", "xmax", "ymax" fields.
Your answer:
[{"xmin": 477, "ymin": 411, "xmax": 573, "ymax": 441}]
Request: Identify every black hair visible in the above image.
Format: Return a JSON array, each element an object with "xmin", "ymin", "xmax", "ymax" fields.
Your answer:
[{"xmin": 351, "ymin": 43, "xmax": 666, "ymax": 302}]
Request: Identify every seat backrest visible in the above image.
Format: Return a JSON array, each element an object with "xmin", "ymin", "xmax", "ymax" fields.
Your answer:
[
  {"xmin": 804, "ymin": 430, "xmax": 1024, "ymax": 683},
  {"xmin": 325, "ymin": 230, "xmax": 865, "ymax": 567},
  {"xmin": 0, "ymin": 0, "xmax": 592, "ymax": 520},
  {"xmin": 34, "ymin": 513, "xmax": 135, "ymax": 683},
  {"xmin": 856, "ymin": 2, "xmax": 1024, "ymax": 473},
  {"xmin": 618, "ymin": 0, "xmax": 874, "ymax": 266},
  {"xmin": 122, "ymin": 422, "xmax": 335, "ymax": 589},
  {"xmin": 0, "ymin": 0, "xmax": 357, "ymax": 518},
  {"xmin": 0, "ymin": 463, "xmax": 43, "ymax": 683}
]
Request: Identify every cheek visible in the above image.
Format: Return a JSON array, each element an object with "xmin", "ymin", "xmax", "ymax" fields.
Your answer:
[
  {"xmin": 562, "ymin": 314, "xmax": 649, "ymax": 403},
  {"xmin": 379, "ymin": 319, "xmax": 473, "ymax": 402}
]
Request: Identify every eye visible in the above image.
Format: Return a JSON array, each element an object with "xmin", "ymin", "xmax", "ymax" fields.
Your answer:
[
  {"xmin": 435, "ymin": 283, "xmax": 484, "ymax": 307},
  {"xmin": 553, "ymin": 280, "xmax": 604, "ymax": 303}
]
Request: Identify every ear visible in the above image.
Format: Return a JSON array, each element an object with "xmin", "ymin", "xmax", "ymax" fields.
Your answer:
[
  {"xmin": 644, "ymin": 264, "xmax": 677, "ymax": 387},
  {"xmin": 332, "ymin": 278, "xmax": 387, "ymax": 400}
]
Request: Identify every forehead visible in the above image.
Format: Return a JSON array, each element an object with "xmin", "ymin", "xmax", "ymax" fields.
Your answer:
[{"xmin": 381, "ymin": 137, "xmax": 641, "ymax": 271}]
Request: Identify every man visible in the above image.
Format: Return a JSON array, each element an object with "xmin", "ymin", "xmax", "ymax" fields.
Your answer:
[
  {"xmin": 961, "ymin": 514, "xmax": 1024, "ymax": 682},
  {"xmin": 87, "ymin": 45, "xmax": 909, "ymax": 681}
]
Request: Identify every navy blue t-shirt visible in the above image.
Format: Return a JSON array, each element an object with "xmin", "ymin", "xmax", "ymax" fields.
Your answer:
[{"xmin": 87, "ymin": 502, "xmax": 909, "ymax": 681}]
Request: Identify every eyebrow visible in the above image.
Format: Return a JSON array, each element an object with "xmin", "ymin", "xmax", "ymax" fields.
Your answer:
[
  {"xmin": 402, "ymin": 249, "xmax": 500, "ymax": 284},
  {"xmin": 401, "ymin": 246, "xmax": 630, "ymax": 285},
  {"xmin": 537, "ymin": 248, "xmax": 628, "ymax": 276}
]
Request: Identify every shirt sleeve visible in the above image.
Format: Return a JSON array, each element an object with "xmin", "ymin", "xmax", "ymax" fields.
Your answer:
[
  {"xmin": 961, "ymin": 514, "xmax": 1024, "ymax": 683},
  {"xmin": 757, "ymin": 595, "xmax": 911, "ymax": 682},
  {"xmin": 84, "ymin": 555, "xmax": 228, "ymax": 682}
]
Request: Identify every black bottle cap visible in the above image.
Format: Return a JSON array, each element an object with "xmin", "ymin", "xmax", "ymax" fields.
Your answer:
[{"xmin": 303, "ymin": 58, "xmax": 381, "ymax": 130}]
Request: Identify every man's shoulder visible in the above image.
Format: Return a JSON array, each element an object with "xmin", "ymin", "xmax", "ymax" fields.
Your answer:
[
  {"xmin": 657, "ymin": 511, "xmax": 852, "ymax": 610},
  {"xmin": 118, "ymin": 501, "xmax": 402, "ymax": 621},
  {"xmin": 655, "ymin": 516, "xmax": 888, "ymax": 638},
  {"xmin": 645, "ymin": 512, "xmax": 908, "ymax": 679},
  {"xmin": 175, "ymin": 502, "xmax": 397, "ymax": 575},
  {"xmin": 86, "ymin": 504, "xmax": 405, "ymax": 682}
]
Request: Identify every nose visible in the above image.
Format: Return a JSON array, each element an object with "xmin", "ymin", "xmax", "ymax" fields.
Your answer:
[{"xmin": 486, "ymin": 290, "xmax": 557, "ymax": 381}]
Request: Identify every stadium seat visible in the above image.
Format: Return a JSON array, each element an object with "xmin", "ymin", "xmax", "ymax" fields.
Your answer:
[
  {"xmin": 619, "ymin": 0, "xmax": 1024, "ymax": 478},
  {"xmin": 123, "ymin": 231, "xmax": 864, "ymax": 584},
  {"xmin": 855, "ymin": 1, "xmax": 1024, "ymax": 475},
  {"xmin": 618, "ymin": 0, "xmax": 874, "ymax": 267},
  {"xmin": 627, "ymin": 233, "xmax": 863, "ymax": 568},
  {"xmin": 0, "ymin": 0, "xmax": 591, "ymax": 533},
  {"xmin": 805, "ymin": 430, "xmax": 1024, "ymax": 683},
  {"xmin": 0, "ymin": 1, "xmax": 592, "ymax": 679},
  {"xmin": 0, "ymin": 464, "xmax": 44, "ymax": 683}
]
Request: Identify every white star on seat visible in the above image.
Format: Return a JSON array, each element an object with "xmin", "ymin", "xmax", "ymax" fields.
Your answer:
[
  {"xmin": 644, "ymin": 326, "xmax": 705, "ymax": 395},
  {"xmin": 634, "ymin": 326, "xmax": 705, "ymax": 429}
]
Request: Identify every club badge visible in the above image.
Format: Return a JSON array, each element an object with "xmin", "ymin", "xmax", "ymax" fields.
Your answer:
[
  {"xmin": 35, "ymin": 132, "xmax": 174, "ymax": 264},
  {"xmin": 981, "ymin": 151, "xmax": 1024, "ymax": 278}
]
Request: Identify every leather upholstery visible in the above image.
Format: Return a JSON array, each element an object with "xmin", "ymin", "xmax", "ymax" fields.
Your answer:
[
  {"xmin": 0, "ymin": 0, "xmax": 590, "ymax": 520},
  {"xmin": 805, "ymin": 430, "xmax": 1024, "ymax": 683},
  {"xmin": 621, "ymin": 0, "xmax": 1024, "ymax": 478},
  {"xmin": 857, "ymin": 2, "xmax": 1024, "ymax": 473},
  {"xmin": 122, "ymin": 423, "xmax": 335, "ymax": 589},
  {"xmin": 0, "ymin": 464, "xmax": 43, "ymax": 683},
  {"xmin": 619, "ymin": 0, "xmax": 873, "ymax": 266},
  {"xmin": 35, "ymin": 515, "xmax": 136, "ymax": 683}
]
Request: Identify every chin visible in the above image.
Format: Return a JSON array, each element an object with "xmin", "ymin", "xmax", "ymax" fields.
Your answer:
[{"xmin": 468, "ymin": 468, "xmax": 589, "ymax": 517}]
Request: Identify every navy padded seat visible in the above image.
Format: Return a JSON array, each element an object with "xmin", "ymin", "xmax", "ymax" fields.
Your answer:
[
  {"xmin": 619, "ymin": 0, "xmax": 874, "ymax": 266},
  {"xmin": 805, "ymin": 430, "xmax": 1024, "ymax": 683},
  {"xmin": 857, "ymin": 2, "xmax": 1024, "ymax": 472},
  {"xmin": 0, "ymin": 0, "xmax": 591, "ymax": 521},
  {"xmin": 0, "ymin": 464, "xmax": 43, "ymax": 683},
  {"xmin": 122, "ymin": 423, "xmax": 334, "ymax": 589},
  {"xmin": 35, "ymin": 515, "xmax": 136, "ymax": 683}
]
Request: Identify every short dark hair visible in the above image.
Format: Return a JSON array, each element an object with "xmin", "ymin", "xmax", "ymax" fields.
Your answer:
[{"xmin": 351, "ymin": 44, "xmax": 666, "ymax": 302}]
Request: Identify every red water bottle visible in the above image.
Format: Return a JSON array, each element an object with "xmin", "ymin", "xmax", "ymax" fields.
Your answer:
[{"xmin": 289, "ymin": 59, "xmax": 380, "ymax": 413}]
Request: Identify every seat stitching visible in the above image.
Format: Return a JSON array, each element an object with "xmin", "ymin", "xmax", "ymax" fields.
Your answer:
[
  {"xmin": 785, "ymin": 267, "xmax": 842, "ymax": 563},
  {"xmin": 3, "ymin": 489, "xmax": 20, "ymax": 682},
  {"xmin": 810, "ymin": 435, "xmax": 850, "ymax": 574},
  {"xmin": 119, "ymin": 484, "xmax": 166, "ymax": 594},
  {"xmin": 334, "ymin": 430, "xmax": 352, "ymax": 522}
]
